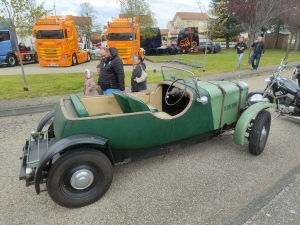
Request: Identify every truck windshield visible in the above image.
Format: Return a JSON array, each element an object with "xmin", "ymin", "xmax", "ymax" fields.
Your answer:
[
  {"xmin": 0, "ymin": 31, "xmax": 10, "ymax": 42},
  {"xmin": 108, "ymin": 33, "xmax": 132, "ymax": 41},
  {"xmin": 35, "ymin": 30, "xmax": 64, "ymax": 39}
]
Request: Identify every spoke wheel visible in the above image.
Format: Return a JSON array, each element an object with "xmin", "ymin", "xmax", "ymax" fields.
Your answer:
[
  {"xmin": 47, "ymin": 148, "xmax": 113, "ymax": 208},
  {"xmin": 248, "ymin": 110, "xmax": 271, "ymax": 155}
]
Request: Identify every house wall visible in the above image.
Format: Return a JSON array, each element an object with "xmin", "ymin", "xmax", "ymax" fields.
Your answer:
[{"xmin": 172, "ymin": 16, "xmax": 207, "ymax": 34}]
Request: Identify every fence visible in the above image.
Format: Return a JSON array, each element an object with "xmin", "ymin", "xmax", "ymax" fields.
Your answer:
[{"xmin": 212, "ymin": 42, "xmax": 237, "ymax": 49}]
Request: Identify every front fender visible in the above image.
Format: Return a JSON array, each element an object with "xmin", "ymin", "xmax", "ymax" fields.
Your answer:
[
  {"xmin": 234, "ymin": 102, "xmax": 275, "ymax": 146},
  {"xmin": 34, "ymin": 134, "xmax": 109, "ymax": 194}
]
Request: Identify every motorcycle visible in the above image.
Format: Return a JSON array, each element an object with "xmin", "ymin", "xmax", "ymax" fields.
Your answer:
[
  {"xmin": 292, "ymin": 65, "xmax": 300, "ymax": 86},
  {"xmin": 247, "ymin": 57, "xmax": 300, "ymax": 120}
]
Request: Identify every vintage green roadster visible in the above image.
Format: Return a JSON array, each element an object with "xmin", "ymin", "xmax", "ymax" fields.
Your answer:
[{"xmin": 19, "ymin": 66, "xmax": 274, "ymax": 208}]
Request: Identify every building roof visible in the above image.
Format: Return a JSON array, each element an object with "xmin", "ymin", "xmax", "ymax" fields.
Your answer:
[
  {"xmin": 169, "ymin": 21, "xmax": 174, "ymax": 26},
  {"xmin": 173, "ymin": 12, "xmax": 209, "ymax": 21},
  {"xmin": 160, "ymin": 29, "xmax": 169, "ymax": 35},
  {"xmin": 73, "ymin": 16, "xmax": 92, "ymax": 26}
]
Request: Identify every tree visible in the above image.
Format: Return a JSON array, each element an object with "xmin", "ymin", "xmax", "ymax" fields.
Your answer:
[
  {"xmin": 0, "ymin": 0, "xmax": 50, "ymax": 91},
  {"xmin": 117, "ymin": 0, "xmax": 157, "ymax": 38},
  {"xmin": 226, "ymin": 0, "xmax": 283, "ymax": 62},
  {"xmin": 77, "ymin": 2, "xmax": 102, "ymax": 49},
  {"xmin": 279, "ymin": 0, "xmax": 300, "ymax": 56},
  {"xmin": 209, "ymin": 0, "xmax": 244, "ymax": 49}
]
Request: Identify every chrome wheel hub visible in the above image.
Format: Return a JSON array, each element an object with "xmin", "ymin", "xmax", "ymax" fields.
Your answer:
[
  {"xmin": 70, "ymin": 169, "xmax": 94, "ymax": 190},
  {"xmin": 259, "ymin": 126, "xmax": 267, "ymax": 149}
]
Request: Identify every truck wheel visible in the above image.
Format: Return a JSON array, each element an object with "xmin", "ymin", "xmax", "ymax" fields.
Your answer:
[
  {"xmin": 6, "ymin": 54, "xmax": 17, "ymax": 67},
  {"xmin": 47, "ymin": 148, "xmax": 113, "ymax": 208},
  {"xmin": 87, "ymin": 53, "xmax": 91, "ymax": 62},
  {"xmin": 34, "ymin": 53, "xmax": 38, "ymax": 63},
  {"xmin": 248, "ymin": 110, "xmax": 271, "ymax": 155},
  {"xmin": 72, "ymin": 54, "xmax": 77, "ymax": 66}
]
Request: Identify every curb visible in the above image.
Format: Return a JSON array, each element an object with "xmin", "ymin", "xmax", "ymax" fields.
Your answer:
[{"xmin": 0, "ymin": 104, "xmax": 55, "ymax": 117}]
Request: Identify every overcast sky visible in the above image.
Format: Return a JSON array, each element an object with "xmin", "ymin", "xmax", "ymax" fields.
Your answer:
[{"xmin": 37, "ymin": 0, "xmax": 211, "ymax": 29}]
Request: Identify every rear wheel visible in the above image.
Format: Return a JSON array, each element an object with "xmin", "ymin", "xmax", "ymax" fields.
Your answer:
[
  {"xmin": 47, "ymin": 148, "xmax": 113, "ymax": 208},
  {"xmin": 6, "ymin": 54, "xmax": 17, "ymax": 67},
  {"xmin": 248, "ymin": 110, "xmax": 271, "ymax": 155},
  {"xmin": 72, "ymin": 54, "xmax": 77, "ymax": 66}
]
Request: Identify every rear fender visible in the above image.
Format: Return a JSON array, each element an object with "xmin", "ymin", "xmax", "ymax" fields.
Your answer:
[
  {"xmin": 234, "ymin": 102, "xmax": 275, "ymax": 146},
  {"xmin": 36, "ymin": 110, "xmax": 54, "ymax": 132},
  {"xmin": 34, "ymin": 134, "xmax": 112, "ymax": 194}
]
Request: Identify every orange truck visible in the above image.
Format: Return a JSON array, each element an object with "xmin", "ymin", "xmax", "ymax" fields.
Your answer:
[
  {"xmin": 104, "ymin": 17, "xmax": 144, "ymax": 64},
  {"xmin": 32, "ymin": 15, "xmax": 91, "ymax": 67}
]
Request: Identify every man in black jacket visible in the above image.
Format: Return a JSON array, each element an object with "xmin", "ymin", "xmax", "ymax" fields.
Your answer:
[
  {"xmin": 97, "ymin": 47, "xmax": 125, "ymax": 95},
  {"xmin": 250, "ymin": 36, "xmax": 265, "ymax": 70},
  {"xmin": 234, "ymin": 37, "xmax": 248, "ymax": 69}
]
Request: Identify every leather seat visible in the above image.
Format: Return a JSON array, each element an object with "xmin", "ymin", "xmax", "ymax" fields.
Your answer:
[
  {"xmin": 112, "ymin": 92, "xmax": 132, "ymax": 113},
  {"xmin": 127, "ymin": 95, "xmax": 158, "ymax": 113},
  {"xmin": 70, "ymin": 94, "xmax": 110, "ymax": 117}
]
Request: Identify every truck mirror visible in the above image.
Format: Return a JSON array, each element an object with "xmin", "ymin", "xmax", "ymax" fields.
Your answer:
[{"xmin": 66, "ymin": 28, "xmax": 71, "ymax": 38}]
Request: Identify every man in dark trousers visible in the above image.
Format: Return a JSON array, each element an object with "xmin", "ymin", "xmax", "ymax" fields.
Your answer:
[
  {"xmin": 234, "ymin": 37, "xmax": 248, "ymax": 69},
  {"xmin": 250, "ymin": 36, "xmax": 265, "ymax": 70},
  {"xmin": 97, "ymin": 47, "xmax": 125, "ymax": 95}
]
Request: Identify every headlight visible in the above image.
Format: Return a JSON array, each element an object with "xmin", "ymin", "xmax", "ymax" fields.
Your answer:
[
  {"xmin": 248, "ymin": 94, "xmax": 270, "ymax": 105},
  {"xmin": 265, "ymin": 78, "xmax": 271, "ymax": 84},
  {"xmin": 61, "ymin": 56, "xmax": 68, "ymax": 61}
]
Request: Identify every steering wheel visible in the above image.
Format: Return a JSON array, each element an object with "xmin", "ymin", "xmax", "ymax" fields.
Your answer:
[{"xmin": 165, "ymin": 79, "xmax": 187, "ymax": 106}]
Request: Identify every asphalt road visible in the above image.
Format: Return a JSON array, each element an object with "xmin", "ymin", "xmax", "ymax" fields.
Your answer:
[{"xmin": 1, "ymin": 71, "xmax": 300, "ymax": 224}]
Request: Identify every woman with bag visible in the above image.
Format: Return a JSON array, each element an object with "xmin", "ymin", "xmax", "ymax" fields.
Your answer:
[{"xmin": 131, "ymin": 55, "xmax": 147, "ymax": 92}]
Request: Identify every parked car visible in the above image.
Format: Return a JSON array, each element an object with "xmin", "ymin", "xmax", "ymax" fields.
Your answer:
[
  {"xmin": 19, "ymin": 66, "xmax": 274, "ymax": 208},
  {"xmin": 90, "ymin": 46, "xmax": 100, "ymax": 56}
]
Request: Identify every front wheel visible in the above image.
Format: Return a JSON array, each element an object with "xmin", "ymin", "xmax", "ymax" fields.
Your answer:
[
  {"xmin": 248, "ymin": 110, "xmax": 271, "ymax": 155},
  {"xmin": 71, "ymin": 54, "xmax": 77, "ymax": 66},
  {"xmin": 87, "ymin": 53, "xmax": 91, "ymax": 62},
  {"xmin": 47, "ymin": 148, "xmax": 113, "ymax": 208},
  {"xmin": 6, "ymin": 54, "xmax": 17, "ymax": 67}
]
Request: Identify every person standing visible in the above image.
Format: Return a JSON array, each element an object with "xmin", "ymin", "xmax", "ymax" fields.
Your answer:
[
  {"xmin": 131, "ymin": 55, "xmax": 147, "ymax": 92},
  {"xmin": 234, "ymin": 37, "xmax": 248, "ymax": 69},
  {"xmin": 250, "ymin": 36, "xmax": 265, "ymax": 70},
  {"xmin": 96, "ymin": 64, "xmax": 103, "ymax": 95},
  {"xmin": 97, "ymin": 47, "xmax": 125, "ymax": 95},
  {"xmin": 83, "ymin": 69, "xmax": 95, "ymax": 96}
]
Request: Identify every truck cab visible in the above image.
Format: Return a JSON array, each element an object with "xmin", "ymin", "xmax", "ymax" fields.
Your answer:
[
  {"xmin": 0, "ymin": 20, "xmax": 37, "ymax": 67},
  {"xmin": 33, "ymin": 15, "xmax": 91, "ymax": 67}
]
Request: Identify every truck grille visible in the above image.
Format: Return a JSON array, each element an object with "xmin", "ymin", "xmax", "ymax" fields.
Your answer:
[{"xmin": 40, "ymin": 47, "xmax": 62, "ymax": 60}]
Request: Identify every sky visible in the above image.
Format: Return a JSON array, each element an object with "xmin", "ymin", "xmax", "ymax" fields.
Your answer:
[{"xmin": 37, "ymin": 0, "xmax": 211, "ymax": 29}]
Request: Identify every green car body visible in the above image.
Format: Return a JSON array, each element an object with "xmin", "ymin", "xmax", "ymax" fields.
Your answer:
[{"xmin": 19, "ymin": 66, "xmax": 275, "ymax": 208}]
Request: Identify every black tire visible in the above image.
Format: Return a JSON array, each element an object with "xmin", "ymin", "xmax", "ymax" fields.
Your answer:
[
  {"xmin": 34, "ymin": 53, "xmax": 38, "ymax": 63},
  {"xmin": 71, "ymin": 54, "xmax": 77, "ymax": 66},
  {"xmin": 47, "ymin": 148, "xmax": 113, "ymax": 208},
  {"xmin": 87, "ymin": 53, "xmax": 91, "ymax": 62},
  {"xmin": 6, "ymin": 54, "xmax": 17, "ymax": 67},
  {"xmin": 248, "ymin": 110, "xmax": 271, "ymax": 155}
]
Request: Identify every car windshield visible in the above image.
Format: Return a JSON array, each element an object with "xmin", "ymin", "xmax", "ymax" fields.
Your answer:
[{"xmin": 161, "ymin": 66, "xmax": 195, "ymax": 83}]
